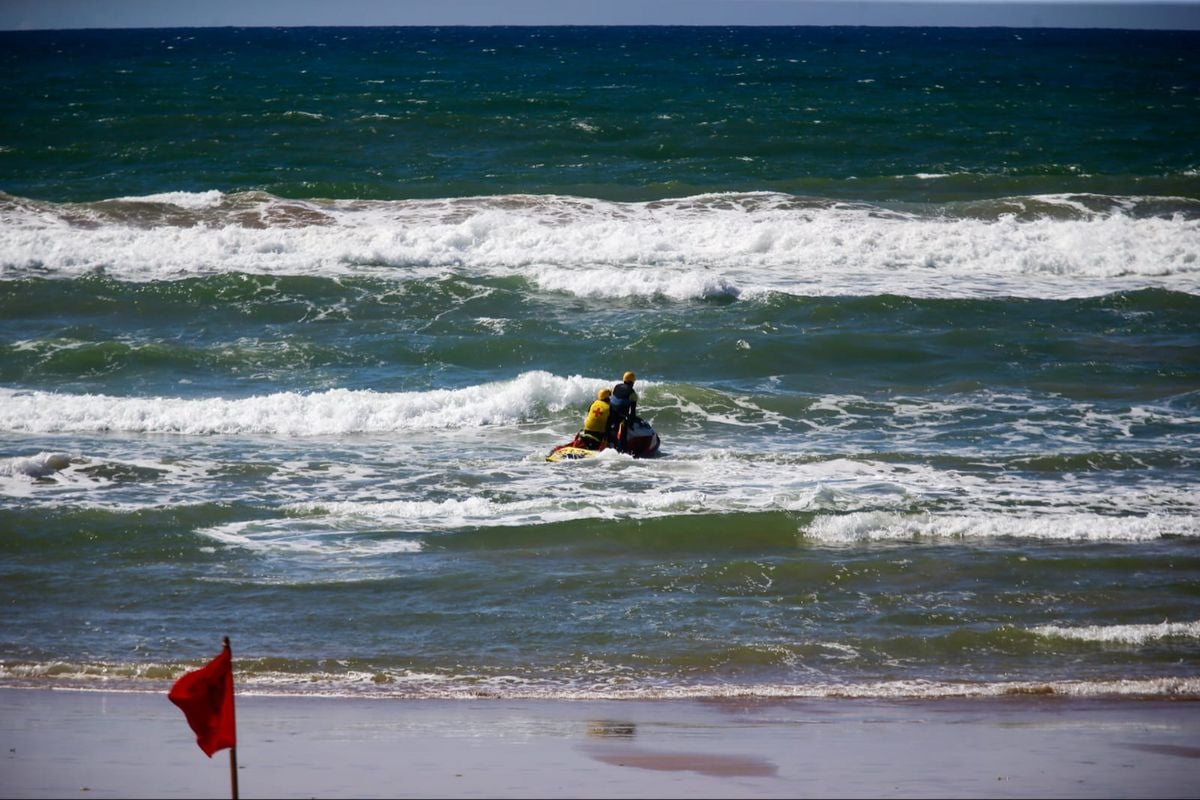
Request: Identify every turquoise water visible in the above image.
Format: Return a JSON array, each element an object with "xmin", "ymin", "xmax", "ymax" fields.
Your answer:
[
  {"xmin": 4, "ymin": 26, "xmax": 1199, "ymax": 202},
  {"xmin": 1, "ymin": 26, "xmax": 1198, "ymax": 700}
]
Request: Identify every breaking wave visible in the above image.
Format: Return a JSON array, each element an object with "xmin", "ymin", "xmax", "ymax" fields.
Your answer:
[{"xmin": 3, "ymin": 191, "xmax": 1198, "ymax": 299}]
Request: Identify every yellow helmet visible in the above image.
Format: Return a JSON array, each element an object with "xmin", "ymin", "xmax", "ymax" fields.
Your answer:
[
  {"xmin": 597, "ymin": 388, "xmax": 612, "ymax": 400},
  {"xmin": 622, "ymin": 371, "xmax": 636, "ymax": 383}
]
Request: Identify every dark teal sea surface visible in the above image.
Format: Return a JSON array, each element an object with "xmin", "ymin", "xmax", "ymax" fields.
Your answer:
[{"xmin": 1, "ymin": 26, "xmax": 1198, "ymax": 700}]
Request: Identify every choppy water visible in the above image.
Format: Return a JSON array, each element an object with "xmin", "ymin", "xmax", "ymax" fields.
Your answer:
[{"xmin": 1, "ymin": 26, "xmax": 1198, "ymax": 700}]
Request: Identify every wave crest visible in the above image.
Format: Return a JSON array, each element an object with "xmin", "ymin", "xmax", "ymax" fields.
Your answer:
[
  {"xmin": 3, "ymin": 191, "xmax": 1197, "ymax": 299},
  {"xmin": 0, "ymin": 372, "xmax": 601, "ymax": 435}
]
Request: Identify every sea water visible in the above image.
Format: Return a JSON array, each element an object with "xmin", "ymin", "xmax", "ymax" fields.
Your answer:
[{"xmin": 1, "ymin": 26, "xmax": 1198, "ymax": 699}]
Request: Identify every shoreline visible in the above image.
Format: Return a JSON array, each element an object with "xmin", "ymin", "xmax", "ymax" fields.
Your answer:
[{"xmin": 2, "ymin": 688, "xmax": 1198, "ymax": 798}]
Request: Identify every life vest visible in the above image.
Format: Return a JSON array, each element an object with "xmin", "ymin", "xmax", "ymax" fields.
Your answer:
[
  {"xmin": 609, "ymin": 382, "xmax": 637, "ymax": 421},
  {"xmin": 583, "ymin": 398, "xmax": 610, "ymax": 435}
]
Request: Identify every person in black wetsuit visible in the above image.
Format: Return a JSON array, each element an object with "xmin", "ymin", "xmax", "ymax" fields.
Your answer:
[{"xmin": 607, "ymin": 371, "xmax": 638, "ymax": 452}]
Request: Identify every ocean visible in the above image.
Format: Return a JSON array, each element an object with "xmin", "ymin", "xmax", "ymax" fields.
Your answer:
[{"xmin": 1, "ymin": 25, "xmax": 1198, "ymax": 701}]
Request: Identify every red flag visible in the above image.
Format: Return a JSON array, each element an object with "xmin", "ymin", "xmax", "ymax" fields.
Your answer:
[{"xmin": 168, "ymin": 641, "xmax": 236, "ymax": 757}]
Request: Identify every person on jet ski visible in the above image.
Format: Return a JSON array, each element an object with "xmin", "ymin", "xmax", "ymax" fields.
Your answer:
[
  {"xmin": 575, "ymin": 387, "xmax": 612, "ymax": 450},
  {"xmin": 607, "ymin": 371, "xmax": 638, "ymax": 452}
]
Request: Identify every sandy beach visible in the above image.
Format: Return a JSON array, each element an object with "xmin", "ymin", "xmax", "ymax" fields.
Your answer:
[{"xmin": 2, "ymin": 687, "xmax": 1198, "ymax": 798}]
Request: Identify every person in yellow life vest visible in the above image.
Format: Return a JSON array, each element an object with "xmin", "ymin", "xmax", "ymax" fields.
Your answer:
[{"xmin": 576, "ymin": 388, "xmax": 612, "ymax": 450}]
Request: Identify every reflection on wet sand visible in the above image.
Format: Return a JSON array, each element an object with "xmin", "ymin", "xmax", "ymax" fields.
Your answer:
[
  {"xmin": 585, "ymin": 747, "xmax": 778, "ymax": 778},
  {"xmin": 584, "ymin": 719, "xmax": 776, "ymax": 777},
  {"xmin": 586, "ymin": 720, "xmax": 637, "ymax": 739}
]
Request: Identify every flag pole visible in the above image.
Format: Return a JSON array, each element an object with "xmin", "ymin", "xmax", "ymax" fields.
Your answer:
[{"xmin": 225, "ymin": 636, "xmax": 239, "ymax": 800}]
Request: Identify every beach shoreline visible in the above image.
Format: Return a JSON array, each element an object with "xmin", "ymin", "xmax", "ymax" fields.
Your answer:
[{"xmin": 2, "ymin": 687, "xmax": 1198, "ymax": 798}]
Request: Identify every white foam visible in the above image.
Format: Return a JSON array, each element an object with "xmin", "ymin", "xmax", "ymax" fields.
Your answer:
[
  {"xmin": 5, "ymin": 667, "xmax": 1195, "ymax": 701},
  {"xmin": 3, "ymin": 385, "xmax": 1195, "ymax": 528},
  {"xmin": 0, "ymin": 372, "xmax": 606, "ymax": 435},
  {"xmin": 529, "ymin": 264, "xmax": 740, "ymax": 301},
  {"xmin": 1031, "ymin": 620, "xmax": 1200, "ymax": 645},
  {"xmin": 279, "ymin": 489, "xmax": 720, "ymax": 532},
  {"xmin": 284, "ymin": 496, "xmax": 559, "ymax": 529},
  {"xmin": 806, "ymin": 511, "xmax": 1200, "ymax": 543},
  {"xmin": 196, "ymin": 519, "xmax": 424, "ymax": 557},
  {"xmin": 0, "ymin": 452, "xmax": 71, "ymax": 477},
  {"xmin": 2, "ymin": 192, "xmax": 1197, "ymax": 298},
  {"xmin": 112, "ymin": 190, "xmax": 225, "ymax": 209}
]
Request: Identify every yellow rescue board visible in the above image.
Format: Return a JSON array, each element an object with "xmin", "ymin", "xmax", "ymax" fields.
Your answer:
[{"xmin": 545, "ymin": 446, "xmax": 600, "ymax": 462}]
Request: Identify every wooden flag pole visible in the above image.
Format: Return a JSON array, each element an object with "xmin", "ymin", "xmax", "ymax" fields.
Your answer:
[
  {"xmin": 229, "ymin": 744, "xmax": 239, "ymax": 800},
  {"xmin": 225, "ymin": 636, "xmax": 239, "ymax": 800}
]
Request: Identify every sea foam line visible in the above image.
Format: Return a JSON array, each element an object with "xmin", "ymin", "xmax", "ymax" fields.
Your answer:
[
  {"xmin": 5, "ymin": 381, "xmax": 1191, "ymax": 442},
  {"xmin": 3, "ymin": 191, "xmax": 1198, "ymax": 299},
  {"xmin": 0, "ymin": 373, "xmax": 601, "ymax": 435},
  {"xmin": 1031, "ymin": 620, "xmax": 1200, "ymax": 644},
  {"xmin": 806, "ymin": 511, "xmax": 1200, "ymax": 542},
  {"xmin": 196, "ymin": 519, "xmax": 424, "ymax": 557},
  {"xmin": 2, "ymin": 665, "xmax": 1196, "ymax": 701}
]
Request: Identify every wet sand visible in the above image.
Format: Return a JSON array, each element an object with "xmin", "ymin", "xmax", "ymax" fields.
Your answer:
[{"xmin": 2, "ymin": 687, "xmax": 1198, "ymax": 798}]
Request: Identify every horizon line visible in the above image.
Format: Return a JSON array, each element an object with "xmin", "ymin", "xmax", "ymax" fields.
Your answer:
[{"xmin": 3, "ymin": 0, "xmax": 1199, "ymax": 33}]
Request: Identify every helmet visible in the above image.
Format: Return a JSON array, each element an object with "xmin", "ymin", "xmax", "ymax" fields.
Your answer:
[
  {"xmin": 622, "ymin": 371, "xmax": 636, "ymax": 383},
  {"xmin": 597, "ymin": 388, "xmax": 612, "ymax": 400}
]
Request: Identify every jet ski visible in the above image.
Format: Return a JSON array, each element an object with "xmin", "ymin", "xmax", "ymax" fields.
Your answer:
[
  {"xmin": 546, "ymin": 416, "xmax": 662, "ymax": 462},
  {"xmin": 615, "ymin": 416, "xmax": 662, "ymax": 458}
]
